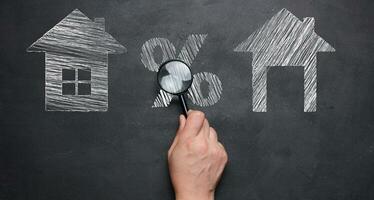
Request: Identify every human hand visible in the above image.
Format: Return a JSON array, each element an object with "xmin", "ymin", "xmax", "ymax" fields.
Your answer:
[{"xmin": 168, "ymin": 110, "xmax": 228, "ymax": 200}]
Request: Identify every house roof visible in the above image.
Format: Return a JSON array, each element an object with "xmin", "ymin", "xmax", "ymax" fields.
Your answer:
[
  {"xmin": 27, "ymin": 9, "xmax": 126, "ymax": 56},
  {"xmin": 234, "ymin": 8, "xmax": 335, "ymax": 66}
]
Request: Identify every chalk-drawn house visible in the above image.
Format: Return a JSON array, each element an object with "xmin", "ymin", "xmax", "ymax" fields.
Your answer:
[
  {"xmin": 235, "ymin": 8, "xmax": 335, "ymax": 112},
  {"xmin": 27, "ymin": 9, "xmax": 126, "ymax": 111}
]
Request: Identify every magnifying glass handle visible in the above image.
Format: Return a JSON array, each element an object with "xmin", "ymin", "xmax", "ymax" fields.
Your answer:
[{"xmin": 178, "ymin": 94, "xmax": 189, "ymax": 117}]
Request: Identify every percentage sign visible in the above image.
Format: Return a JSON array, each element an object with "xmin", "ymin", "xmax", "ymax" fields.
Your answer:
[{"xmin": 140, "ymin": 34, "xmax": 223, "ymax": 108}]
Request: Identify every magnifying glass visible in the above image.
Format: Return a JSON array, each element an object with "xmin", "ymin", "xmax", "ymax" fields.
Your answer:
[{"xmin": 157, "ymin": 59, "xmax": 193, "ymax": 117}]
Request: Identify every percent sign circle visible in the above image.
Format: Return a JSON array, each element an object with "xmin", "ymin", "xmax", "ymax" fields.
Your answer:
[{"xmin": 140, "ymin": 34, "xmax": 223, "ymax": 108}]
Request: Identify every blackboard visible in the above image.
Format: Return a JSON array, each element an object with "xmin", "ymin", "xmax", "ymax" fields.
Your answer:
[{"xmin": 1, "ymin": 0, "xmax": 374, "ymax": 199}]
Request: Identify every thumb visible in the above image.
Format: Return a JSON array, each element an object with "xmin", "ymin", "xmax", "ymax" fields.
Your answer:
[{"xmin": 178, "ymin": 110, "xmax": 205, "ymax": 140}]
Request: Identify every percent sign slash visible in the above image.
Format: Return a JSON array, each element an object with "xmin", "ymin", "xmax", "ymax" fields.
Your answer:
[{"xmin": 140, "ymin": 34, "xmax": 223, "ymax": 108}]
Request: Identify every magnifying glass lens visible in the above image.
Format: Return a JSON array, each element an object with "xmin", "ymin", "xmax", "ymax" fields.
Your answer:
[
  {"xmin": 157, "ymin": 60, "xmax": 192, "ymax": 94},
  {"xmin": 157, "ymin": 60, "xmax": 193, "ymax": 117}
]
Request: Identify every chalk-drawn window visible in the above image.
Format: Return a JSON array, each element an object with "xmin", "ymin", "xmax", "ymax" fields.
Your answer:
[
  {"xmin": 62, "ymin": 69, "xmax": 75, "ymax": 80},
  {"xmin": 62, "ymin": 68, "xmax": 91, "ymax": 95},
  {"xmin": 62, "ymin": 82, "xmax": 75, "ymax": 95}
]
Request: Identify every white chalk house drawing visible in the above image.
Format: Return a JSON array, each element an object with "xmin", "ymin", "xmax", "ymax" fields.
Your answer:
[
  {"xmin": 234, "ymin": 8, "xmax": 335, "ymax": 112},
  {"xmin": 27, "ymin": 9, "xmax": 126, "ymax": 111},
  {"xmin": 140, "ymin": 35, "xmax": 223, "ymax": 108}
]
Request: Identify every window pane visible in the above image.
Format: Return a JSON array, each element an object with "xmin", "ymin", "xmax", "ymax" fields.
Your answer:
[
  {"xmin": 62, "ymin": 83, "xmax": 75, "ymax": 95},
  {"xmin": 62, "ymin": 69, "xmax": 75, "ymax": 80},
  {"xmin": 78, "ymin": 83, "xmax": 91, "ymax": 95},
  {"xmin": 78, "ymin": 69, "xmax": 91, "ymax": 81}
]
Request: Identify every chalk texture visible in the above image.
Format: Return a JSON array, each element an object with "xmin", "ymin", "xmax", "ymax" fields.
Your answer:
[
  {"xmin": 188, "ymin": 72, "xmax": 223, "ymax": 107},
  {"xmin": 27, "ymin": 9, "xmax": 126, "ymax": 111},
  {"xmin": 141, "ymin": 34, "xmax": 223, "ymax": 108},
  {"xmin": 235, "ymin": 8, "xmax": 335, "ymax": 112}
]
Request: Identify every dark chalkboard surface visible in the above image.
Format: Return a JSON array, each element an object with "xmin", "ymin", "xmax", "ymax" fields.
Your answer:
[{"xmin": 1, "ymin": 0, "xmax": 374, "ymax": 199}]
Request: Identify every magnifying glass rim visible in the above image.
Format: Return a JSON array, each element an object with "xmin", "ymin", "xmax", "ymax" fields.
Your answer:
[{"xmin": 157, "ymin": 59, "xmax": 193, "ymax": 95}]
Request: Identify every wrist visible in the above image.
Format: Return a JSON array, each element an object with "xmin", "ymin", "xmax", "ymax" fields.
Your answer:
[{"xmin": 175, "ymin": 191, "xmax": 214, "ymax": 200}]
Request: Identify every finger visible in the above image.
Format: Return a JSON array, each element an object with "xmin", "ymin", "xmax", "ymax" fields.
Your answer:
[
  {"xmin": 209, "ymin": 127, "xmax": 218, "ymax": 142},
  {"xmin": 169, "ymin": 136, "xmax": 179, "ymax": 157},
  {"xmin": 217, "ymin": 142, "xmax": 225, "ymax": 151},
  {"xmin": 179, "ymin": 110, "xmax": 205, "ymax": 140},
  {"xmin": 197, "ymin": 119, "xmax": 210, "ymax": 138},
  {"xmin": 177, "ymin": 115, "xmax": 186, "ymax": 133},
  {"xmin": 170, "ymin": 115, "xmax": 186, "ymax": 152}
]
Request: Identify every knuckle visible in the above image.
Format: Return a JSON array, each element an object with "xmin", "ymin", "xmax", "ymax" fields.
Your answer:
[
  {"xmin": 210, "ymin": 127, "xmax": 216, "ymax": 133},
  {"xmin": 167, "ymin": 149, "xmax": 172, "ymax": 155},
  {"xmin": 196, "ymin": 141, "xmax": 209, "ymax": 154},
  {"xmin": 187, "ymin": 139, "xmax": 209, "ymax": 154},
  {"xmin": 210, "ymin": 148, "xmax": 222, "ymax": 159},
  {"xmin": 222, "ymin": 151, "xmax": 228, "ymax": 162},
  {"xmin": 190, "ymin": 110, "xmax": 205, "ymax": 119},
  {"xmin": 185, "ymin": 138, "xmax": 195, "ymax": 148},
  {"xmin": 167, "ymin": 154, "xmax": 171, "ymax": 161},
  {"xmin": 167, "ymin": 149, "xmax": 172, "ymax": 157},
  {"xmin": 210, "ymin": 148, "xmax": 217, "ymax": 156}
]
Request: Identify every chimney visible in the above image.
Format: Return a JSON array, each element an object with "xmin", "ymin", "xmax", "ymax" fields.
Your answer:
[
  {"xmin": 303, "ymin": 17, "xmax": 315, "ymax": 29},
  {"xmin": 94, "ymin": 18, "xmax": 105, "ymax": 31}
]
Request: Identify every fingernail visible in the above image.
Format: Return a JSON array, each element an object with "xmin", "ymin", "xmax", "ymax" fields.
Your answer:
[{"xmin": 181, "ymin": 114, "xmax": 187, "ymax": 121}]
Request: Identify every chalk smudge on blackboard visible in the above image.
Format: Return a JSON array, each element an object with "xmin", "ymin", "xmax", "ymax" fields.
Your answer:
[
  {"xmin": 235, "ymin": 8, "xmax": 335, "ymax": 112},
  {"xmin": 141, "ymin": 34, "xmax": 223, "ymax": 108},
  {"xmin": 27, "ymin": 9, "xmax": 126, "ymax": 111}
]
